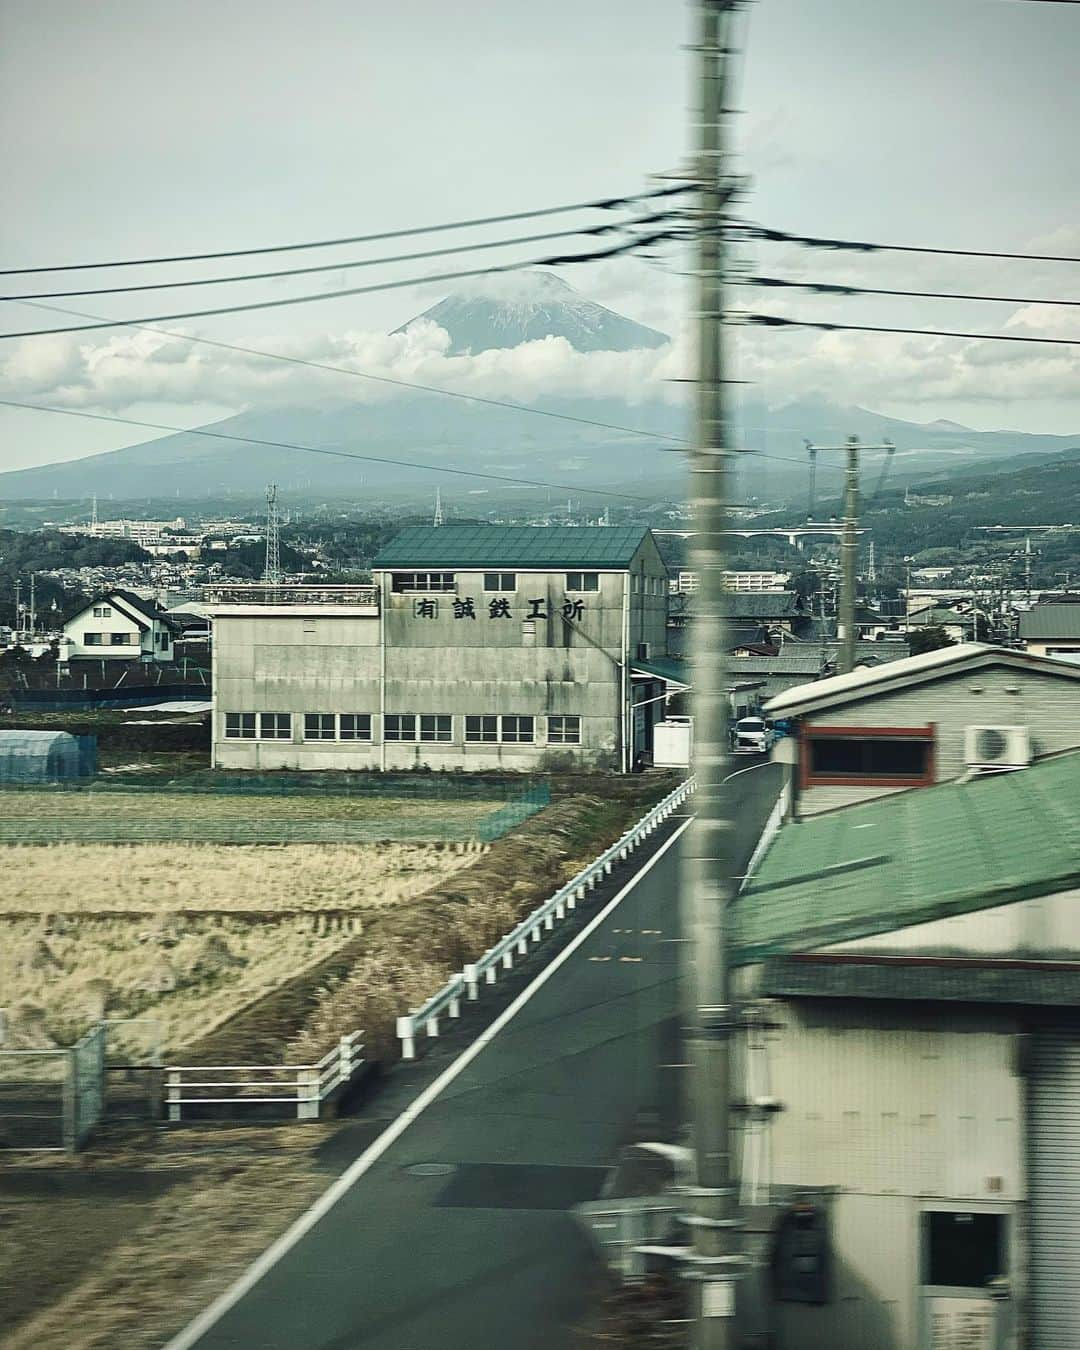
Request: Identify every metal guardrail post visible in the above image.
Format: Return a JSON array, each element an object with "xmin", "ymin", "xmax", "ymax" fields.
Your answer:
[
  {"xmin": 297, "ymin": 1068, "xmax": 319, "ymax": 1120},
  {"xmin": 463, "ymin": 965, "xmax": 479, "ymax": 1001},
  {"xmin": 167, "ymin": 1070, "xmax": 182, "ymax": 1122}
]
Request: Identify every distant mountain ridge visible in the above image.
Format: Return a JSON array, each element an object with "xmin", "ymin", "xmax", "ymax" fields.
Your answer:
[{"xmin": 2, "ymin": 276, "xmax": 1077, "ymax": 503}]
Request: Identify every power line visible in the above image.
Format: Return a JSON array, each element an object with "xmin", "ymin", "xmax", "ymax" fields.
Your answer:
[
  {"xmin": 0, "ymin": 212, "xmax": 680, "ymax": 303},
  {"xmin": 740, "ymin": 223, "xmax": 1080, "ymax": 265},
  {"xmin": 0, "ymin": 230, "xmax": 681, "ymax": 340},
  {"xmin": 0, "ymin": 397, "xmax": 661, "ymax": 501},
  {"xmin": 745, "ymin": 275, "xmax": 1080, "ymax": 307},
  {"xmin": 0, "ymin": 184, "xmax": 695, "ymax": 277},
  {"xmin": 735, "ymin": 312, "xmax": 1080, "ymax": 346}
]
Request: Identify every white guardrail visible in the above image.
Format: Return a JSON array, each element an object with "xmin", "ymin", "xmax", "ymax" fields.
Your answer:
[
  {"xmin": 396, "ymin": 778, "xmax": 696, "ymax": 1059},
  {"xmin": 165, "ymin": 1030, "xmax": 364, "ymax": 1121}
]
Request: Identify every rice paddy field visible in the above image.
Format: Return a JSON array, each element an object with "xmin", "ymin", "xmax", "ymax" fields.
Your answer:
[
  {"xmin": 0, "ymin": 787, "xmax": 506, "ymax": 843},
  {"xmin": 0, "ymin": 840, "xmax": 482, "ymax": 1055}
]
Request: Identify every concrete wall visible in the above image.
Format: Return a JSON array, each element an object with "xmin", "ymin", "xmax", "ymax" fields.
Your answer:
[
  {"xmin": 746, "ymin": 998, "xmax": 1023, "ymax": 1350},
  {"xmin": 797, "ymin": 664, "xmax": 1080, "ymax": 815},
  {"xmin": 213, "ymin": 611, "xmax": 381, "ymax": 769}
]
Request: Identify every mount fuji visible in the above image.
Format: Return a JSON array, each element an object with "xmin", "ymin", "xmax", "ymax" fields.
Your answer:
[
  {"xmin": 1, "ymin": 275, "xmax": 1077, "ymax": 505},
  {"xmin": 391, "ymin": 271, "xmax": 669, "ymax": 355}
]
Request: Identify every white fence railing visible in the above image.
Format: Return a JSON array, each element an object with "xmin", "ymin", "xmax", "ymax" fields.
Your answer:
[
  {"xmin": 396, "ymin": 778, "xmax": 696, "ymax": 1059},
  {"xmin": 165, "ymin": 1030, "xmax": 364, "ymax": 1121}
]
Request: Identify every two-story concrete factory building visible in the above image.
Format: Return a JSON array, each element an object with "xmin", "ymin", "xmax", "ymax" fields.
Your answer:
[{"xmin": 209, "ymin": 525, "xmax": 670, "ymax": 772}]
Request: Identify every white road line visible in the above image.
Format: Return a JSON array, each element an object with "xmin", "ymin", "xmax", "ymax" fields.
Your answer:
[
  {"xmin": 722, "ymin": 759, "xmax": 772, "ymax": 785},
  {"xmin": 165, "ymin": 816, "xmax": 692, "ymax": 1350}
]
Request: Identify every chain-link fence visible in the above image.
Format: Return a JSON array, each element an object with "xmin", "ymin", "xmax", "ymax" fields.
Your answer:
[
  {"xmin": 0, "ymin": 1049, "xmax": 67, "ymax": 1151},
  {"xmin": 0, "ymin": 1020, "xmax": 160, "ymax": 1153},
  {"xmin": 66, "ymin": 1023, "xmax": 106, "ymax": 1152}
]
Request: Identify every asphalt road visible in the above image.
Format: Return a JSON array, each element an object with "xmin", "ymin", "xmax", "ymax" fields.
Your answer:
[{"xmin": 172, "ymin": 760, "xmax": 781, "ymax": 1350}]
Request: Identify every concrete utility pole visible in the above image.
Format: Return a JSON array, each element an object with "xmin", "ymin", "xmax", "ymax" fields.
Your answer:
[
  {"xmin": 805, "ymin": 438, "xmax": 892, "ymax": 673},
  {"xmin": 840, "ymin": 436, "xmax": 860, "ymax": 674},
  {"xmin": 682, "ymin": 2, "xmax": 744, "ymax": 1344}
]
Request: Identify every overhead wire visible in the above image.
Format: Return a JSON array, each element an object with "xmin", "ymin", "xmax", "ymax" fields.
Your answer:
[
  {"xmin": 736, "ymin": 223, "xmax": 1080, "ymax": 265},
  {"xmin": 0, "ymin": 183, "xmax": 697, "ymax": 277},
  {"xmin": 733, "ymin": 312, "xmax": 1080, "ymax": 346},
  {"xmin": 0, "ymin": 229, "xmax": 683, "ymax": 339},
  {"xmin": 0, "ymin": 211, "xmax": 682, "ymax": 303},
  {"xmin": 743, "ymin": 275, "xmax": 1080, "ymax": 308}
]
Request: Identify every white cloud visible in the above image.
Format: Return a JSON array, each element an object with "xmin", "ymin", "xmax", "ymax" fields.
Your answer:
[{"xmin": 2, "ymin": 244, "xmax": 1077, "ymax": 429}]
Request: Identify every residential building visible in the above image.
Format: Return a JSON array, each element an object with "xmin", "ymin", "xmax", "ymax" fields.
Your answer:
[
  {"xmin": 209, "ymin": 525, "xmax": 670, "ymax": 772},
  {"xmin": 730, "ymin": 750, "xmax": 1080, "ymax": 1350},
  {"xmin": 1019, "ymin": 599, "xmax": 1080, "ymax": 665},
  {"xmin": 728, "ymin": 650, "xmax": 830, "ymax": 701},
  {"xmin": 765, "ymin": 643, "xmax": 1080, "ymax": 817},
  {"xmin": 59, "ymin": 589, "xmax": 175, "ymax": 664},
  {"xmin": 905, "ymin": 603, "xmax": 977, "ymax": 644}
]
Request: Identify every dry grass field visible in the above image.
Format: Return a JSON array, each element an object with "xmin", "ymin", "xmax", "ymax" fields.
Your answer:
[
  {"xmin": 0, "ymin": 841, "xmax": 482, "ymax": 1054},
  {"xmin": 0, "ymin": 788, "xmax": 505, "ymax": 842}
]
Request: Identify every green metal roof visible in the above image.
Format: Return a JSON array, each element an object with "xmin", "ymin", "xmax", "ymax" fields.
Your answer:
[
  {"xmin": 733, "ymin": 750, "xmax": 1080, "ymax": 966},
  {"xmin": 372, "ymin": 525, "xmax": 651, "ymax": 569},
  {"xmin": 1020, "ymin": 602, "xmax": 1080, "ymax": 640},
  {"xmin": 632, "ymin": 656, "xmax": 691, "ymax": 686}
]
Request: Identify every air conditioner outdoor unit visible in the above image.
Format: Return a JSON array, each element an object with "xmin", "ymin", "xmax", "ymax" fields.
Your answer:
[{"xmin": 963, "ymin": 725, "xmax": 1031, "ymax": 769}]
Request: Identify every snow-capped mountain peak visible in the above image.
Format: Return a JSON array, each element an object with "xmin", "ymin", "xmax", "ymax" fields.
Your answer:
[{"xmin": 391, "ymin": 270, "xmax": 669, "ymax": 355}]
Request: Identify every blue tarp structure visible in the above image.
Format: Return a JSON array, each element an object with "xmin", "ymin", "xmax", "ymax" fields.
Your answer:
[{"xmin": 0, "ymin": 730, "xmax": 96, "ymax": 783}]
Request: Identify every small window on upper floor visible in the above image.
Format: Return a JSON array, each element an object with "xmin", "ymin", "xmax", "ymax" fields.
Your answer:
[
  {"xmin": 391, "ymin": 572, "xmax": 456, "ymax": 593},
  {"xmin": 483, "ymin": 573, "xmax": 516, "ymax": 592},
  {"xmin": 566, "ymin": 572, "xmax": 599, "ymax": 593},
  {"xmin": 93, "ymin": 605, "xmax": 112, "ymax": 618}
]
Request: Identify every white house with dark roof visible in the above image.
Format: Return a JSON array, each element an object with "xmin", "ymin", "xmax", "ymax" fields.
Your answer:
[
  {"xmin": 208, "ymin": 525, "xmax": 670, "ymax": 772},
  {"xmin": 765, "ymin": 643, "xmax": 1080, "ymax": 817},
  {"xmin": 59, "ymin": 588, "xmax": 175, "ymax": 663}
]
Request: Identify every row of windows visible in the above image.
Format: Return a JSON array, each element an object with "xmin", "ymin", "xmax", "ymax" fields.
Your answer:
[
  {"xmin": 390, "ymin": 571, "xmax": 605, "ymax": 594},
  {"xmin": 83, "ymin": 631, "xmax": 140, "ymax": 646},
  {"xmin": 223, "ymin": 712, "xmax": 582, "ymax": 744}
]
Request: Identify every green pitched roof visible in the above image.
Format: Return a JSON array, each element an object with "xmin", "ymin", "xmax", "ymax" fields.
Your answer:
[
  {"xmin": 733, "ymin": 751, "xmax": 1080, "ymax": 966},
  {"xmin": 1020, "ymin": 602, "xmax": 1080, "ymax": 640},
  {"xmin": 372, "ymin": 525, "xmax": 651, "ymax": 570}
]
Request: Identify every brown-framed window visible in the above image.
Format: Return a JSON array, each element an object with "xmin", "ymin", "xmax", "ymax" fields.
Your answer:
[{"xmin": 801, "ymin": 725, "xmax": 935, "ymax": 788}]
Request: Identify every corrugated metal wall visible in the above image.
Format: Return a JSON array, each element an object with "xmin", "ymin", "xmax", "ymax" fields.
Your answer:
[
  {"xmin": 761, "ymin": 1003, "xmax": 1023, "ymax": 1350},
  {"xmin": 1028, "ymin": 1029, "xmax": 1080, "ymax": 1350}
]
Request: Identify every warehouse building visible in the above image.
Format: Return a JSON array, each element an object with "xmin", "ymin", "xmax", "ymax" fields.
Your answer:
[{"xmin": 208, "ymin": 525, "xmax": 670, "ymax": 772}]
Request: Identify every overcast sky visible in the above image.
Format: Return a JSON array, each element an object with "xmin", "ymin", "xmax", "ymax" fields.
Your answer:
[{"xmin": 1, "ymin": 0, "xmax": 1078, "ymax": 473}]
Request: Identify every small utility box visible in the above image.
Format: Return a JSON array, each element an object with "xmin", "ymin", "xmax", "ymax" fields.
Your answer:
[{"xmin": 653, "ymin": 718, "xmax": 692, "ymax": 769}]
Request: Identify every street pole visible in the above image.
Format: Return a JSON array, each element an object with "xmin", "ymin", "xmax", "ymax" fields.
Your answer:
[
  {"xmin": 683, "ymin": 2, "xmax": 744, "ymax": 1345},
  {"xmin": 840, "ymin": 435, "xmax": 859, "ymax": 674}
]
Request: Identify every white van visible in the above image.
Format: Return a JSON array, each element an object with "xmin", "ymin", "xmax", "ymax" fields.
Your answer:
[{"xmin": 733, "ymin": 716, "xmax": 773, "ymax": 754}]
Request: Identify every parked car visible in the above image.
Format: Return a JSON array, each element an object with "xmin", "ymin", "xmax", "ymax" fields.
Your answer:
[{"xmin": 733, "ymin": 715, "xmax": 774, "ymax": 754}]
